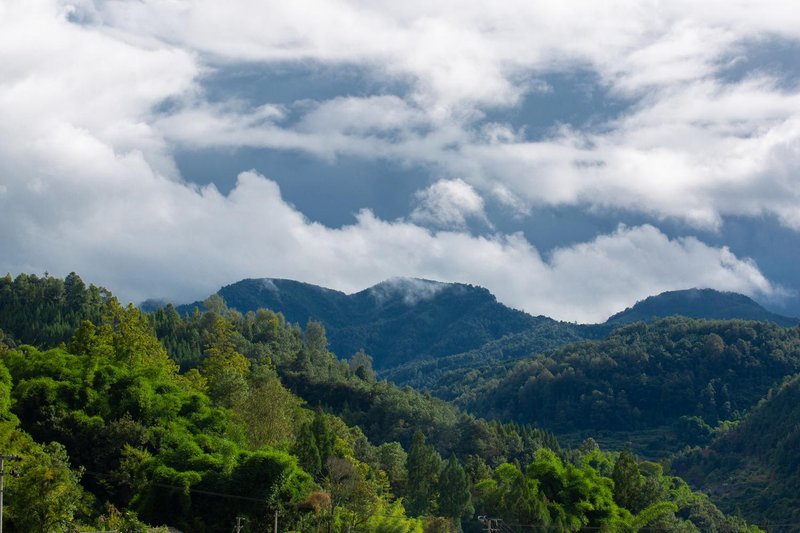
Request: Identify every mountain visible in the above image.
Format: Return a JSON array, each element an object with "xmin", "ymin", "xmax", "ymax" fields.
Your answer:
[
  {"xmin": 176, "ymin": 281, "xmax": 798, "ymax": 384},
  {"xmin": 462, "ymin": 317, "xmax": 800, "ymax": 455},
  {"xmin": 179, "ymin": 277, "xmax": 544, "ymax": 369},
  {"xmin": 0, "ymin": 272, "xmax": 758, "ymax": 533},
  {"xmin": 673, "ymin": 373, "xmax": 800, "ymax": 526},
  {"xmin": 380, "ymin": 320, "xmax": 610, "ymax": 399},
  {"xmin": 606, "ymin": 288, "xmax": 798, "ymax": 327}
]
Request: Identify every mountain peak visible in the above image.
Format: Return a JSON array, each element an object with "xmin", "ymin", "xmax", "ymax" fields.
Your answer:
[
  {"xmin": 361, "ymin": 277, "xmax": 464, "ymax": 306},
  {"xmin": 178, "ymin": 276, "xmax": 534, "ymax": 368},
  {"xmin": 606, "ymin": 288, "xmax": 798, "ymax": 327}
]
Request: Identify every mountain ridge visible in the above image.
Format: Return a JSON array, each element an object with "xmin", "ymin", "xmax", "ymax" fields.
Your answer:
[
  {"xmin": 172, "ymin": 279, "xmax": 798, "ymax": 374},
  {"xmin": 177, "ymin": 276, "xmax": 542, "ymax": 369},
  {"xmin": 606, "ymin": 288, "xmax": 798, "ymax": 327}
]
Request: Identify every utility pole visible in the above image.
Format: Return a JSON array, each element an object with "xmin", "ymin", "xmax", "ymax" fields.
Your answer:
[
  {"xmin": 478, "ymin": 515, "xmax": 495, "ymax": 533},
  {"xmin": 232, "ymin": 516, "xmax": 245, "ymax": 533},
  {"xmin": 273, "ymin": 509, "xmax": 278, "ymax": 533},
  {"xmin": 0, "ymin": 454, "xmax": 21, "ymax": 533}
]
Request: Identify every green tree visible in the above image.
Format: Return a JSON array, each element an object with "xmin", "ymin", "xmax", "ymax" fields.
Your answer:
[
  {"xmin": 437, "ymin": 455, "xmax": 473, "ymax": 530},
  {"xmin": 6, "ymin": 442, "xmax": 87, "ymax": 532},
  {"xmin": 311, "ymin": 409, "xmax": 336, "ymax": 471},
  {"xmin": 99, "ymin": 299, "xmax": 177, "ymax": 374},
  {"xmin": 64, "ymin": 272, "xmax": 88, "ymax": 313},
  {"xmin": 326, "ymin": 456, "xmax": 379, "ymax": 532},
  {"xmin": 378, "ymin": 442, "xmax": 408, "ymax": 496},
  {"xmin": 294, "ymin": 423, "xmax": 322, "ymax": 476},
  {"xmin": 199, "ymin": 316, "xmax": 250, "ymax": 407},
  {"xmin": 612, "ymin": 450, "xmax": 642, "ymax": 511},
  {"xmin": 237, "ymin": 366, "xmax": 303, "ymax": 449},
  {"xmin": 406, "ymin": 431, "xmax": 441, "ymax": 516},
  {"xmin": 350, "ymin": 350, "xmax": 376, "ymax": 382}
]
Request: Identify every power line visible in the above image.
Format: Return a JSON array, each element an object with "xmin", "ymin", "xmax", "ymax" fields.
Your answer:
[{"xmin": 151, "ymin": 482, "xmax": 268, "ymax": 503}]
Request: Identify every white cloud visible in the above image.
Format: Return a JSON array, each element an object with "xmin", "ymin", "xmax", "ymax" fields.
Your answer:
[
  {"xmin": 0, "ymin": 0, "xmax": 796, "ymax": 323},
  {"xmin": 410, "ymin": 179, "xmax": 489, "ymax": 229},
  {"xmin": 90, "ymin": 0, "xmax": 800, "ymax": 230},
  {"xmin": 367, "ymin": 277, "xmax": 448, "ymax": 306},
  {"xmin": 0, "ymin": 162, "xmax": 782, "ymax": 322}
]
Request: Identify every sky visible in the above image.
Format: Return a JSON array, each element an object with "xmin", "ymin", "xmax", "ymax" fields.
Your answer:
[{"xmin": 1, "ymin": 0, "xmax": 800, "ymax": 323}]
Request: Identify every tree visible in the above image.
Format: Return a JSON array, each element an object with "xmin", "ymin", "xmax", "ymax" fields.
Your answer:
[
  {"xmin": 349, "ymin": 350, "xmax": 376, "ymax": 382},
  {"xmin": 294, "ymin": 423, "xmax": 322, "ymax": 476},
  {"xmin": 199, "ymin": 316, "xmax": 250, "ymax": 407},
  {"xmin": 406, "ymin": 431, "xmax": 441, "ymax": 516},
  {"xmin": 326, "ymin": 457, "xmax": 379, "ymax": 532},
  {"xmin": 6, "ymin": 442, "xmax": 87, "ymax": 532},
  {"xmin": 437, "ymin": 455, "xmax": 473, "ymax": 531},
  {"xmin": 64, "ymin": 272, "xmax": 88, "ymax": 313},
  {"xmin": 311, "ymin": 409, "xmax": 336, "ymax": 471},
  {"xmin": 98, "ymin": 299, "xmax": 177, "ymax": 374},
  {"xmin": 474, "ymin": 463, "xmax": 549, "ymax": 528},
  {"xmin": 612, "ymin": 450, "xmax": 642, "ymax": 511},
  {"xmin": 238, "ymin": 367, "xmax": 303, "ymax": 449},
  {"xmin": 202, "ymin": 293, "xmax": 228, "ymax": 316},
  {"xmin": 378, "ymin": 442, "xmax": 408, "ymax": 496}
]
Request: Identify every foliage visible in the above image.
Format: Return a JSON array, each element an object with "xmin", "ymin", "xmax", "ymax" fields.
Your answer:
[
  {"xmin": 0, "ymin": 272, "xmax": 110, "ymax": 347},
  {"xmin": 4, "ymin": 440, "xmax": 88, "ymax": 532},
  {"xmin": 673, "ymin": 373, "xmax": 800, "ymax": 527},
  {"xmin": 437, "ymin": 455, "xmax": 473, "ymax": 529},
  {"xmin": 0, "ymin": 273, "xmax": 773, "ymax": 531},
  {"xmin": 179, "ymin": 277, "xmax": 542, "ymax": 370},
  {"xmin": 465, "ymin": 318, "xmax": 800, "ymax": 438},
  {"xmin": 381, "ymin": 320, "xmax": 606, "ymax": 398},
  {"xmin": 474, "ymin": 448, "xmax": 756, "ymax": 533},
  {"xmin": 406, "ymin": 431, "xmax": 442, "ymax": 516}
]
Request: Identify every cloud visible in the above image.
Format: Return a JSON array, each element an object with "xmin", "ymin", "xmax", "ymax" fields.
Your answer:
[
  {"xmin": 0, "ymin": 0, "xmax": 795, "ymax": 323},
  {"xmin": 367, "ymin": 277, "xmax": 448, "ymax": 306},
  {"xmin": 0, "ymin": 164, "xmax": 782, "ymax": 322},
  {"xmin": 410, "ymin": 179, "xmax": 489, "ymax": 229},
  {"xmin": 89, "ymin": 0, "xmax": 800, "ymax": 230}
]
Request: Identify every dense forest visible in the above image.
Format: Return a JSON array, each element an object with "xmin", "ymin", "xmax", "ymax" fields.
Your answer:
[
  {"xmin": 460, "ymin": 319, "xmax": 800, "ymax": 445},
  {"xmin": 673, "ymin": 373, "xmax": 800, "ymax": 526},
  {"xmin": 0, "ymin": 273, "xmax": 772, "ymax": 531},
  {"xmin": 178, "ymin": 277, "xmax": 583, "ymax": 370},
  {"xmin": 379, "ymin": 321, "xmax": 608, "ymax": 399}
]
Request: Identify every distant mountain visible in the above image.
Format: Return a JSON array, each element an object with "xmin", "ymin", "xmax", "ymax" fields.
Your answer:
[
  {"xmin": 606, "ymin": 288, "xmax": 798, "ymax": 327},
  {"xmin": 381, "ymin": 320, "xmax": 610, "ymax": 398},
  {"xmin": 673, "ymin": 373, "xmax": 800, "ymax": 526},
  {"xmin": 179, "ymin": 277, "xmax": 544, "ymax": 369},
  {"xmin": 176, "ymin": 281, "xmax": 799, "ymax": 377},
  {"xmin": 463, "ymin": 317, "xmax": 800, "ymax": 445}
]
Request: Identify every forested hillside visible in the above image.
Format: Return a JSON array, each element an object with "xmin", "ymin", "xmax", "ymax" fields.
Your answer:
[
  {"xmin": 381, "ymin": 321, "xmax": 611, "ymax": 398},
  {"xmin": 180, "ymin": 281, "xmax": 799, "ymax": 408},
  {"xmin": 0, "ymin": 272, "xmax": 760, "ymax": 531},
  {"xmin": 607, "ymin": 289, "xmax": 798, "ymax": 327},
  {"xmin": 178, "ymin": 277, "xmax": 567, "ymax": 369},
  {"xmin": 673, "ymin": 373, "xmax": 800, "ymax": 526},
  {"xmin": 463, "ymin": 318, "xmax": 800, "ymax": 450}
]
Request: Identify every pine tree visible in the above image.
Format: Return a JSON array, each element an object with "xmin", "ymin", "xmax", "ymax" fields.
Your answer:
[
  {"xmin": 612, "ymin": 450, "xmax": 642, "ymax": 511},
  {"xmin": 438, "ymin": 455, "xmax": 473, "ymax": 530},
  {"xmin": 294, "ymin": 423, "xmax": 322, "ymax": 476},
  {"xmin": 311, "ymin": 409, "xmax": 335, "ymax": 470},
  {"xmin": 406, "ymin": 430, "xmax": 441, "ymax": 516}
]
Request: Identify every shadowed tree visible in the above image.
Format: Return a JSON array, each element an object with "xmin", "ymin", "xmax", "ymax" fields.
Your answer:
[
  {"xmin": 406, "ymin": 431, "xmax": 441, "ymax": 516},
  {"xmin": 437, "ymin": 455, "xmax": 473, "ymax": 531}
]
